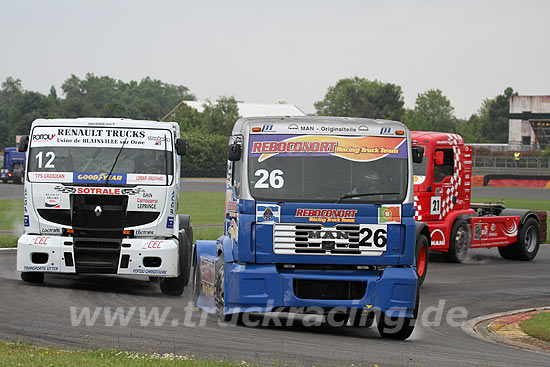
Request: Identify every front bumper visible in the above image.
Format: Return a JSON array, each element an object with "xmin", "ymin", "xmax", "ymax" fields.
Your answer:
[
  {"xmin": 223, "ymin": 263, "xmax": 418, "ymax": 317},
  {"xmin": 17, "ymin": 234, "xmax": 179, "ymax": 277}
]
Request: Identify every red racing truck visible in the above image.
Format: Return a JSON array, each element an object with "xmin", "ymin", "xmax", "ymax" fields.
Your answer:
[{"xmin": 411, "ymin": 131, "xmax": 547, "ymax": 284}]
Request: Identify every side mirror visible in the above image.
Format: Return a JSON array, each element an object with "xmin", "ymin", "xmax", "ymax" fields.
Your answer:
[
  {"xmin": 18, "ymin": 135, "xmax": 29, "ymax": 153},
  {"xmin": 435, "ymin": 151, "xmax": 444, "ymax": 165},
  {"xmin": 175, "ymin": 138, "xmax": 187, "ymax": 156},
  {"xmin": 227, "ymin": 143, "xmax": 242, "ymax": 162},
  {"xmin": 412, "ymin": 146, "xmax": 424, "ymax": 164}
]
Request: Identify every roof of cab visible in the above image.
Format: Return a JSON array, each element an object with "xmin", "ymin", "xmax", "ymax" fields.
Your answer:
[
  {"xmin": 233, "ymin": 116, "xmax": 407, "ymax": 135},
  {"xmin": 30, "ymin": 117, "xmax": 179, "ymax": 131},
  {"xmin": 411, "ymin": 131, "xmax": 465, "ymax": 145}
]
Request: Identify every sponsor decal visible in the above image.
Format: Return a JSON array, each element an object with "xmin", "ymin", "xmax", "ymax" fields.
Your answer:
[
  {"xmin": 503, "ymin": 221, "xmax": 518, "ymax": 237},
  {"xmin": 256, "ymin": 205, "xmax": 280, "ymax": 223},
  {"xmin": 166, "ymin": 216, "xmax": 174, "ymax": 229},
  {"xmin": 135, "ymin": 229, "xmax": 154, "ymax": 236},
  {"xmin": 380, "ymin": 127, "xmax": 392, "ymax": 135},
  {"xmin": 378, "ymin": 205, "xmax": 401, "ymax": 224},
  {"xmin": 474, "ymin": 223, "xmax": 488, "ymax": 240},
  {"xmin": 295, "ymin": 208, "xmax": 357, "ymax": 223},
  {"xmin": 29, "ymin": 172, "xmax": 72, "ymax": 182},
  {"xmin": 53, "ymin": 186, "xmax": 144, "ymax": 195},
  {"xmin": 32, "ymin": 133, "xmax": 56, "ymax": 143},
  {"xmin": 73, "ymin": 172, "xmax": 127, "ymax": 184},
  {"xmin": 45, "ymin": 193, "xmax": 60, "ymax": 208},
  {"xmin": 431, "ymin": 229, "xmax": 446, "ymax": 246},
  {"xmin": 31, "ymin": 236, "xmax": 51, "ymax": 245},
  {"xmin": 132, "ymin": 269, "xmax": 168, "ymax": 275},
  {"xmin": 41, "ymin": 228, "xmax": 61, "ymax": 234},
  {"xmin": 288, "ymin": 124, "xmax": 298, "ymax": 130},
  {"xmin": 24, "ymin": 215, "xmax": 29, "ymax": 227},
  {"xmin": 169, "ymin": 191, "xmax": 176, "ymax": 216},
  {"xmin": 30, "ymin": 126, "xmax": 173, "ymax": 151},
  {"xmin": 24, "ymin": 265, "xmax": 58, "ymax": 271},
  {"xmin": 142, "ymin": 240, "xmax": 164, "ymax": 249},
  {"xmin": 228, "ymin": 218, "xmax": 239, "ymax": 242},
  {"xmin": 250, "ymin": 135, "xmax": 407, "ymax": 162},
  {"xmin": 199, "ymin": 257, "xmax": 215, "ymax": 296},
  {"xmin": 137, "ymin": 196, "xmax": 158, "ymax": 210}
]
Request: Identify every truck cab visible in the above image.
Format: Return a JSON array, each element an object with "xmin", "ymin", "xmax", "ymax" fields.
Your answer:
[
  {"xmin": 194, "ymin": 116, "xmax": 424, "ymax": 339},
  {"xmin": 1, "ymin": 147, "xmax": 26, "ymax": 183},
  {"xmin": 411, "ymin": 131, "xmax": 545, "ymax": 266},
  {"xmin": 16, "ymin": 118, "xmax": 192, "ymax": 295}
]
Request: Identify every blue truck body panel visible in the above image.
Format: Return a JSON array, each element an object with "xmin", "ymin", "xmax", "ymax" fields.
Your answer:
[{"xmin": 1, "ymin": 147, "xmax": 26, "ymax": 181}]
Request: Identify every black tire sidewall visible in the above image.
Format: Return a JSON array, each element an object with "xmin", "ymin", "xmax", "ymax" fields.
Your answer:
[
  {"xmin": 515, "ymin": 217, "xmax": 540, "ymax": 260},
  {"xmin": 445, "ymin": 219, "xmax": 470, "ymax": 263}
]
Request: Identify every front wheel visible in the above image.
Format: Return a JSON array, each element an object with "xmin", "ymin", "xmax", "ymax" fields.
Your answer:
[
  {"xmin": 21, "ymin": 272, "xmax": 44, "ymax": 284},
  {"xmin": 414, "ymin": 235, "xmax": 429, "ymax": 286},
  {"xmin": 160, "ymin": 234, "xmax": 189, "ymax": 296},
  {"xmin": 377, "ymin": 313, "xmax": 416, "ymax": 340},
  {"xmin": 443, "ymin": 219, "xmax": 471, "ymax": 263}
]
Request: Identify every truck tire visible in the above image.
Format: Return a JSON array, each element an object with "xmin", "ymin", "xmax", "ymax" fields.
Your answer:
[
  {"xmin": 443, "ymin": 219, "xmax": 470, "ymax": 263},
  {"xmin": 160, "ymin": 233, "xmax": 189, "ymax": 296},
  {"xmin": 377, "ymin": 286, "xmax": 418, "ymax": 340},
  {"xmin": 214, "ymin": 259, "xmax": 230, "ymax": 321},
  {"xmin": 507, "ymin": 217, "xmax": 540, "ymax": 261},
  {"xmin": 414, "ymin": 234, "xmax": 429, "ymax": 286},
  {"xmin": 12, "ymin": 164, "xmax": 23, "ymax": 184},
  {"xmin": 21, "ymin": 272, "xmax": 44, "ymax": 284},
  {"xmin": 178, "ymin": 215, "xmax": 193, "ymax": 285},
  {"xmin": 348, "ymin": 311, "xmax": 375, "ymax": 328},
  {"xmin": 497, "ymin": 244, "xmax": 516, "ymax": 260}
]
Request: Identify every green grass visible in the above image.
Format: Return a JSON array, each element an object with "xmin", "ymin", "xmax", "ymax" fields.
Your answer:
[
  {"xmin": 520, "ymin": 312, "xmax": 550, "ymax": 342},
  {"xmin": 178, "ymin": 192, "xmax": 225, "ymax": 225},
  {"xmin": 0, "ymin": 341, "xmax": 242, "ymax": 367},
  {"xmin": 0, "ymin": 198, "xmax": 23, "ymax": 230},
  {"xmin": 0, "ymin": 235, "xmax": 18, "ymax": 248}
]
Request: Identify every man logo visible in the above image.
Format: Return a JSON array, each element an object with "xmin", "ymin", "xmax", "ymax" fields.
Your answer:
[
  {"xmin": 288, "ymin": 124, "xmax": 298, "ymax": 130},
  {"xmin": 94, "ymin": 206, "xmax": 102, "ymax": 217}
]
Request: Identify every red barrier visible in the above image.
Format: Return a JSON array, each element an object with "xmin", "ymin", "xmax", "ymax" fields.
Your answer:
[{"xmin": 487, "ymin": 179, "xmax": 550, "ymax": 188}]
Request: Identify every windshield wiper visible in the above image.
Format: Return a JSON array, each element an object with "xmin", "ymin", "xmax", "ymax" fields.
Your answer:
[
  {"xmin": 335, "ymin": 192, "xmax": 400, "ymax": 203},
  {"xmin": 105, "ymin": 138, "xmax": 127, "ymax": 186}
]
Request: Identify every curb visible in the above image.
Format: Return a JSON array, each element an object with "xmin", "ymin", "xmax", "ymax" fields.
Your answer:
[
  {"xmin": 462, "ymin": 307, "xmax": 550, "ymax": 355},
  {"xmin": 0, "ymin": 248, "xmax": 16, "ymax": 252}
]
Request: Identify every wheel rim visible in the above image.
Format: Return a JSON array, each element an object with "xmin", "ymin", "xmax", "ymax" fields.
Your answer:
[
  {"xmin": 524, "ymin": 226, "xmax": 537, "ymax": 253},
  {"xmin": 455, "ymin": 226, "xmax": 469, "ymax": 255},
  {"xmin": 417, "ymin": 246, "xmax": 427, "ymax": 277}
]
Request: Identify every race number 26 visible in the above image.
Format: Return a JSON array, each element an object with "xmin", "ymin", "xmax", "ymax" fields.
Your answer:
[{"xmin": 254, "ymin": 169, "xmax": 284, "ymax": 189}]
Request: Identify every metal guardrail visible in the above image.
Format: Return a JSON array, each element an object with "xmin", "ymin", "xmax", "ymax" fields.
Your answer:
[{"xmin": 473, "ymin": 156, "xmax": 550, "ymax": 169}]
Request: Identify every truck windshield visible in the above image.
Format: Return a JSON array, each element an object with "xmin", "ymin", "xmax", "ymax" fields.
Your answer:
[
  {"xmin": 27, "ymin": 126, "xmax": 174, "ymax": 185},
  {"xmin": 248, "ymin": 134, "xmax": 408, "ymax": 203}
]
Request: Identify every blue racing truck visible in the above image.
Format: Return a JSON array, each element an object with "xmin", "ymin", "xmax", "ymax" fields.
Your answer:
[
  {"xmin": 193, "ymin": 116, "xmax": 426, "ymax": 339},
  {"xmin": 1, "ymin": 147, "xmax": 26, "ymax": 184}
]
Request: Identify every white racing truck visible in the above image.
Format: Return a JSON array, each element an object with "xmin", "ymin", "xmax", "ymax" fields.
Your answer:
[{"xmin": 16, "ymin": 118, "xmax": 193, "ymax": 295}]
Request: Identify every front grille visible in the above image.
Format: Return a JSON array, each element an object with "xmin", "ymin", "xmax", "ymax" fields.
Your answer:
[
  {"xmin": 71, "ymin": 194, "xmax": 127, "ymax": 230},
  {"xmin": 73, "ymin": 238, "xmax": 121, "ymax": 274},
  {"xmin": 294, "ymin": 279, "xmax": 366, "ymax": 300},
  {"xmin": 273, "ymin": 223, "xmax": 383, "ymax": 256}
]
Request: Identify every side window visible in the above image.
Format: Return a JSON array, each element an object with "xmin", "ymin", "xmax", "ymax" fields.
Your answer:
[
  {"xmin": 433, "ymin": 149, "xmax": 454, "ymax": 183},
  {"xmin": 233, "ymin": 158, "xmax": 241, "ymax": 197}
]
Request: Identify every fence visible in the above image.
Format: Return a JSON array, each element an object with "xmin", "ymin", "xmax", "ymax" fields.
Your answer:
[{"xmin": 473, "ymin": 156, "xmax": 550, "ymax": 170}]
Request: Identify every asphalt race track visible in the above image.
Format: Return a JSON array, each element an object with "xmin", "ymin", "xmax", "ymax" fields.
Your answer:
[{"xmin": 1, "ymin": 181, "xmax": 549, "ymax": 366}]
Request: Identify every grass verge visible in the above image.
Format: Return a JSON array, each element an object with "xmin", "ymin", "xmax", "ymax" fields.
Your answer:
[
  {"xmin": 520, "ymin": 312, "xmax": 550, "ymax": 342},
  {"xmin": 0, "ymin": 341, "xmax": 241, "ymax": 367}
]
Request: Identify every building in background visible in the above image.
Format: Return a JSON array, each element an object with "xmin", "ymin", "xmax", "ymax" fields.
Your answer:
[
  {"xmin": 509, "ymin": 95, "xmax": 550, "ymax": 151},
  {"xmin": 163, "ymin": 100, "xmax": 306, "ymax": 121}
]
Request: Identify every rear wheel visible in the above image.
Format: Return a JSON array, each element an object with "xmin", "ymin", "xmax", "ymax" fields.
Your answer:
[
  {"xmin": 414, "ymin": 235, "xmax": 429, "ymax": 286},
  {"xmin": 443, "ymin": 219, "xmax": 470, "ymax": 263},
  {"xmin": 511, "ymin": 218, "xmax": 540, "ymax": 261},
  {"xmin": 21, "ymin": 272, "xmax": 44, "ymax": 284},
  {"xmin": 160, "ymin": 233, "xmax": 189, "ymax": 296}
]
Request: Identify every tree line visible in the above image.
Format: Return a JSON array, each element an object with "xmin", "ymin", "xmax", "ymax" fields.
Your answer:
[{"xmin": 0, "ymin": 73, "xmax": 518, "ymax": 171}]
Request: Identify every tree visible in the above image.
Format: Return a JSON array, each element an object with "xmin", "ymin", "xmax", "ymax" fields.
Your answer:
[
  {"xmin": 463, "ymin": 87, "xmax": 517, "ymax": 143},
  {"xmin": 314, "ymin": 77, "xmax": 405, "ymax": 121},
  {"xmin": 402, "ymin": 89, "xmax": 456, "ymax": 132},
  {"xmin": 201, "ymin": 96, "xmax": 240, "ymax": 136}
]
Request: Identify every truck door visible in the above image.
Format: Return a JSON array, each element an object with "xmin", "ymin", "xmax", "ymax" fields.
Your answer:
[{"xmin": 431, "ymin": 148, "xmax": 455, "ymax": 221}]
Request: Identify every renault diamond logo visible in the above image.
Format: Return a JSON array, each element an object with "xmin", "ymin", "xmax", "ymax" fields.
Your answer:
[{"xmin": 94, "ymin": 205, "xmax": 102, "ymax": 217}]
